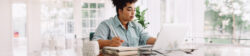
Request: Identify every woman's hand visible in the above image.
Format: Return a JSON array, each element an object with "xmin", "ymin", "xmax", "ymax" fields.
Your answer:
[
  {"xmin": 147, "ymin": 37, "xmax": 156, "ymax": 45},
  {"xmin": 98, "ymin": 37, "xmax": 124, "ymax": 49},
  {"xmin": 109, "ymin": 37, "xmax": 124, "ymax": 47}
]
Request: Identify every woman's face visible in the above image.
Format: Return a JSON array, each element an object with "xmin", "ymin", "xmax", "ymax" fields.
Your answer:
[{"xmin": 118, "ymin": 3, "xmax": 135, "ymax": 21}]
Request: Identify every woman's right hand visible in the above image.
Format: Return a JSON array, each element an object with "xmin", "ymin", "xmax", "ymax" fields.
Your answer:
[{"xmin": 109, "ymin": 37, "xmax": 124, "ymax": 47}]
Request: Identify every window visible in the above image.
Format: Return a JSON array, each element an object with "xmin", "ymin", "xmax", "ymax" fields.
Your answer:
[
  {"xmin": 40, "ymin": 0, "xmax": 76, "ymax": 56},
  {"xmin": 205, "ymin": 0, "xmax": 250, "ymax": 45},
  {"xmin": 81, "ymin": 0, "xmax": 105, "ymax": 36},
  {"xmin": 12, "ymin": 3, "xmax": 27, "ymax": 56}
]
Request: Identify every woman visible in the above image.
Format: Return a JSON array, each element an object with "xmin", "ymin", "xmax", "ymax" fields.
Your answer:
[{"xmin": 93, "ymin": 0, "xmax": 156, "ymax": 49}]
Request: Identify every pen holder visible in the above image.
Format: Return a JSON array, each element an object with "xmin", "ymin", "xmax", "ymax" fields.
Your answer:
[{"xmin": 82, "ymin": 38, "xmax": 100, "ymax": 56}]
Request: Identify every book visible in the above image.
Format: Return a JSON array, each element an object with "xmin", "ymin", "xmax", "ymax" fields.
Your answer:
[
  {"xmin": 102, "ymin": 46, "xmax": 139, "ymax": 56},
  {"xmin": 103, "ymin": 46, "xmax": 138, "ymax": 52},
  {"xmin": 103, "ymin": 50, "xmax": 138, "ymax": 56}
]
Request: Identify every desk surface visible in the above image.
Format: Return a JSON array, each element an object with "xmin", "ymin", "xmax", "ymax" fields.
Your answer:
[
  {"xmin": 160, "ymin": 44, "xmax": 250, "ymax": 56},
  {"xmin": 100, "ymin": 44, "xmax": 250, "ymax": 56}
]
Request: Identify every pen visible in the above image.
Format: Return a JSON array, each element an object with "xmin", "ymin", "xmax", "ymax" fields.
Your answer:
[{"xmin": 106, "ymin": 22, "xmax": 118, "ymax": 37}]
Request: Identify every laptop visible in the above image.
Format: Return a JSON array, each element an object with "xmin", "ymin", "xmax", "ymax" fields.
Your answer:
[{"xmin": 153, "ymin": 24, "xmax": 189, "ymax": 50}]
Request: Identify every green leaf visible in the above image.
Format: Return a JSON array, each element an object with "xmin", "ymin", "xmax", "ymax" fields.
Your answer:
[{"xmin": 135, "ymin": 6, "xmax": 150, "ymax": 29}]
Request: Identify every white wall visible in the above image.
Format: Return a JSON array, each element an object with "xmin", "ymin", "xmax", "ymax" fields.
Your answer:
[
  {"xmin": 146, "ymin": 0, "xmax": 161, "ymax": 37},
  {"xmin": 27, "ymin": 0, "xmax": 42, "ymax": 56},
  {"xmin": 104, "ymin": 0, "xmax": 116, "ymax": 19},
  {"xmin": 73, "ymin": 0, "xmax": 83, "ymax": 56},
  {"xmin": 165, "ymin": 0, "xmax": 205, "ymax": 33},
  {"xmin": 73, "ymin": 0, "xmax": 82, "ymax": 38},
  {"xmin": 0, "ymin": 0, "xmax": 13, "ymax": 56},
  {"xmin": 191, "ymin": 0, "xmax": 205, "ymax": 33}
]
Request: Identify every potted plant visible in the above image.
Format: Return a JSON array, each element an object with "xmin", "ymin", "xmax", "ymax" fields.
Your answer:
[{"xmin": 135, "ymin": 6, "xmax": 150, "ymax": 29}]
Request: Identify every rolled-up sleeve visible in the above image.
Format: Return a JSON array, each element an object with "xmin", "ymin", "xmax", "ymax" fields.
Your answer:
[
  {"xmin": 92, "ymin": 21, "xmax": 110, "ymax": 41},
  {"xmin": 138, "ymin": 25, "xmax": 151, "ymax": 45}
]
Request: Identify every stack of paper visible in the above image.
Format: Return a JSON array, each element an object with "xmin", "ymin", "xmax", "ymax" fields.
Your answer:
[
  {"xmin": 102, "ymin": 46, "xmax": 138, "ymax": 56},
  {"xmin": 138, "ymin": 45, "xmax": 156, "ymax": 55}
]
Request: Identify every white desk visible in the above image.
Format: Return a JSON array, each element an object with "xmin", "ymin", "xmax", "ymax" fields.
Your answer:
[{"xmin": 157, "ymin": 44, "xmax": 250, "ymax": 56}]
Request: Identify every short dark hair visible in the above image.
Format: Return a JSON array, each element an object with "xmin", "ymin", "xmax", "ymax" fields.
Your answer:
[{"xmin": 112, "ymin": 0, "xmax": 137, "ymax": 16}]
